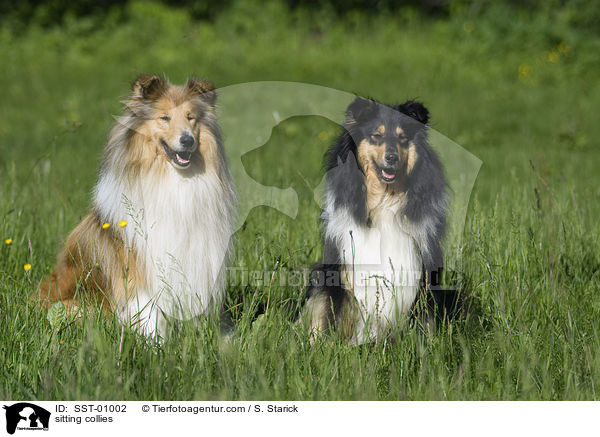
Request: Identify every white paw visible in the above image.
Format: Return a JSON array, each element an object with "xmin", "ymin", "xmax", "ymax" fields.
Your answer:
[{"xmin": 119, "ymin": 293, "xmax": 165, "ymax": 340}]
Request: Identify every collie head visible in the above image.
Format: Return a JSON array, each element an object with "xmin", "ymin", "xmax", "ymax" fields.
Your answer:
[
  {"xmin": 102, "ymin": 74, "xmax": 227, "ymax": 179},
  {"xmin": 339, "ymin": 97, "xmax": 430, "ymax": 190}
]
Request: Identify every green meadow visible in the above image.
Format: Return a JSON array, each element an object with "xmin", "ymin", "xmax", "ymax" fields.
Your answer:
[{"xmin": 1, "ymin": 1, "xmax": 599, "ymax": 400}]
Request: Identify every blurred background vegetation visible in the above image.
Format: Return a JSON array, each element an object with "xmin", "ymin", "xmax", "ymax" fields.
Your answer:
[
  {"xmin": 1, "ymin": 0, "xmax": 600, "ymax": 400},
  {"xmin": 2, "ymin": 0, "xmax": 600, "ymax": 36},
  {"xmin": 2, "ymin": 0, "xmax": 600, "ymax": 43}
]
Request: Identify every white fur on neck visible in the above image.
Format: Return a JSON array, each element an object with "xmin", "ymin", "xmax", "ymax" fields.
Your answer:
[
  {"xmin": 94, "ymin": 163, "xmax": 235, "ymax": 335},
  {"xmin": 324, "ymin": 192, "xmax": 422, "ymax": 343}
]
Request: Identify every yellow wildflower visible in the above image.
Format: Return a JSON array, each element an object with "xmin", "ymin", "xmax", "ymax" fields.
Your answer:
[
  {"xmin": 5, "ymin": 238, "xmax": 12, "ymax": 245},
  {"xmin": 546, "ymin": 51, "xmax": 560, "ymax": 63},
  {"xmin": 24, "ymin": 264, "xmax": 32, "ymax": 271},
  {"xmin": 518, "ymin": 64, "xmax": 531, "ymax": 78},
  {"xmin": 118, "ymin": 220, "xmax": 128, "ymax": 228},
  {"xmin": 102, "ymin": 222, "xmax": 110, "ymax": 230}
]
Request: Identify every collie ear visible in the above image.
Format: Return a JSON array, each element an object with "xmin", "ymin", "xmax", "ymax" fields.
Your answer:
[
  {"xmin": 346, "ymin": 97, "xmax": 377, "ymax": 124},
  {"xmin": 131, "ymin": 74, "xmax": 167, "ymax": 100},
  {"xmin": 397, "ymin": 100, "xmax": 429, "ymax": 125},
  {"xmin": 186, "ymin": 78, "xmax": 216, "ymax": 106}
]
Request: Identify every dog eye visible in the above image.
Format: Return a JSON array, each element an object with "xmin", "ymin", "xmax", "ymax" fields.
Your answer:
[
  {"xmin": 187, "ymin": 114, "xmax": 196, "ymax": 121},
  {"xmin": 371, "ymin": 133, "xmax": 382, "ymax": 139},
  {"xmin": 160, "ymin": 115, "xmax": 171, "ymax": 122}
]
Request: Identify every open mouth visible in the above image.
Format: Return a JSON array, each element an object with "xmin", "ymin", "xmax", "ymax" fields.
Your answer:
[
  {"xmin": 160, "ymin": 139, "xmax": 194, "ymax": 169},
  {"xmin": 375, "ymin": 163, "xmax": 397, "ymax": 184},
  {"xmin": 380, "ymin": 168, "xmax": 396, "ymax": 183},
  {"xmin": 372, "ymin": 158, "xmax": 399, "ymax": 184}
]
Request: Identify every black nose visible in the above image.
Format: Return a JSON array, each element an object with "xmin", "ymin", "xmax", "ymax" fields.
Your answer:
[
  {"xmin": 180, "ymin": 134, "xmax": 195, "ymax": 149},
  {"xmin": 385, "ymin": 153, "xmax": 398, "ymax": 164}
]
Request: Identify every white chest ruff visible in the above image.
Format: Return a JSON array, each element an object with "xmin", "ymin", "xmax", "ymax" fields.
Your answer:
[
  {"xmin": 94, "ymin": 166, "xmax": 234, "ymax": 324},
  {"xmin": 325, "ymin": 205, "xmax": 422, "ymax": 337}
]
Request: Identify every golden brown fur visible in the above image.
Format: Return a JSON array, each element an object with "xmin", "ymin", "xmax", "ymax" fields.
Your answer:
[{"xmin": 37, "ymin": 212, "xmax": 142, "ymax": 314}]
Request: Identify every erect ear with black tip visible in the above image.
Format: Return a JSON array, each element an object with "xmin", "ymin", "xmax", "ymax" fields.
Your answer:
[
  {"xmin": 131, "ymin": 74, "xmax": 167, "ymax": 100},
  {"xmin": 398, "ymin": 100, "xmax": 429, "ymax": 125},
  {"xmin": 346, "ymin": 97, "xmax": 378, "ymax": 124},
  {"xmin": 185, "ymin": 78, "xmax": 216, "ymax": 106}
]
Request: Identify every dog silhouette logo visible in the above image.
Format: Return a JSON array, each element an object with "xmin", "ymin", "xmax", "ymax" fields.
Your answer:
[{"xmin": 3, "ymin": 403, "xmax": 50, "ymax": 434}]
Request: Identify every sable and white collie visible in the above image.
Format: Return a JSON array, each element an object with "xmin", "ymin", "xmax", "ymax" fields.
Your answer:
[
  {"xmin": 304, "ymin": 97, "xmax": 448, "ymax": 344},
  {"xmin": 37, "ymin": 74, "xmax": 237, "ymax": 337}
]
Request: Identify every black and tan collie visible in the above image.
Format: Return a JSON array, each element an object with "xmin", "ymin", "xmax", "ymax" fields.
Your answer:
[
  {"xmin": 304, "ymin": 97, "xmax": 448, "ymax": 344},
  {"xmin": 37, "ymin": 75, "xmax": 236, "ymax": 337}
]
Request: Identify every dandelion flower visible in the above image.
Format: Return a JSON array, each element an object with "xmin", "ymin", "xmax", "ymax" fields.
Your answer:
[
  {"xmin": 102, "ymin": 222, "xmax": 110, "ymax": 229},
  {"xmin": 5, "ymin": 238, "xmax": 12, "ymax": 245},
  {"xmin": 118, "ymin": 220, "xmax": 128, "ymax": 228},
  {"xmin": 24, "ymin": 264, "xmax": 32, "ymax": 272}
]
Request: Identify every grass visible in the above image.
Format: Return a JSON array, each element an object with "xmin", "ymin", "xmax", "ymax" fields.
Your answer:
[{"xmin": 1, "ymin": 1, "xmax": 600, "ymax": 400}]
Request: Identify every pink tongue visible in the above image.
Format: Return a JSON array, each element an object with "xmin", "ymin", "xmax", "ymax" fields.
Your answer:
[{"xmin": 382, "ymin": 169, "xmax": 395, "ymax": 179}]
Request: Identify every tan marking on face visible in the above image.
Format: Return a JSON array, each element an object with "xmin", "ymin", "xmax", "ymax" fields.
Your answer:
[
  {"xmin": 375, "ymin": 125, "xmax": 385, "ymax": 135},
  {"xmin": 396, "ymin": 126, "xmax": 404, "ymax": 136},
  {"xmin": 357, "ymin": 139, "xmax": 386, "ymax": 170},
  {"xmin": 406, "ymin": 142, "xmax": 418, "ymax": 174},
  {"xmin": 357, "ymin": 139, "xmax": 403, "ymax": 219}
]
